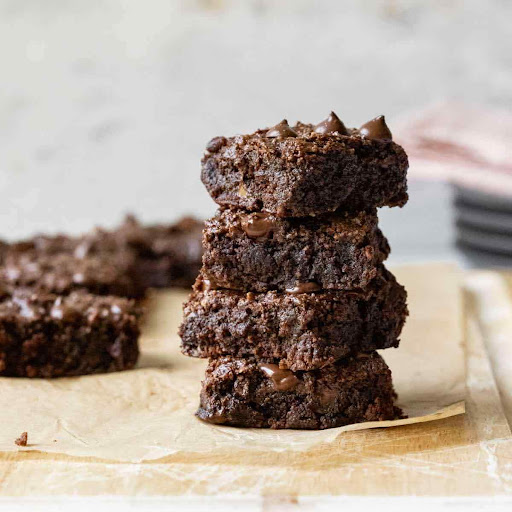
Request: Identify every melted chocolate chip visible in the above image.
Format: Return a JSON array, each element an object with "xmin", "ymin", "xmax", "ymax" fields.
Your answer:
[
  {"xmin": 265, "ymin": 120, "xmax": 298, "ymax": 138},
  {"xmin": 259, "ymin": 363, "xmax": 300, "ymax": 391},
  {"xmin": 206, "ymin": 136, "xmax": 227, "ymax": 153},
  {"xmin": 242, "ymin": 213, "xmax": 276, "ymax": 238},
  {"xmin": 359, "ymin": 115, "xmax": 393, "ymax": 141},
  {"xmin": 314, "ymin": 111, "xmax": 348, "ymax": 135},
  {"xmin": 286, "ymin": 282, "xmax": 321, "ymax": 294}
]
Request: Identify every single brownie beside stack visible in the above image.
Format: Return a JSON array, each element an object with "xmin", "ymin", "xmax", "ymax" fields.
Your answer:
[
  {"xmin": 0, "ymin": 215, "xmax": 203, "ymax": 378},
  {"xmin": 180, "ymin": 112, "xmax": 409, "ymax": 429},
  {"xmin": 0, "ymin": 287, "xmax": 141, "ymax": 378}
]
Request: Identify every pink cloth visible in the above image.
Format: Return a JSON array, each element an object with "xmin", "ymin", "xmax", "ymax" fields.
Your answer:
[{"xmin": 395, "ymin": 103, "xmax": 512, "ymax": 198}]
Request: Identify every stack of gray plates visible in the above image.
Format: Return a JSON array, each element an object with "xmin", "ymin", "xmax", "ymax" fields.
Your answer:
[{"xmin": 455, "ymin": 186, "xmax": 512, "ymax": 264}]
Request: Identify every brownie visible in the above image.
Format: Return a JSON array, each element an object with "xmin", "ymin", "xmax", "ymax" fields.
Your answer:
[
  {"xmin": 197, "ymin": 352, "xmax": 400, "ymax": 429},
  {"xmin": 180, "ymin": 267, "xmax": 407, "ymax": 371},
  {"xmin": 9, "ymin": 234, "xmax": 77, "ymax": 257},
  {"xmin": 201, "ymin": 119, "xmax": 408, "ymax": 217},
  {"xmin": 5, "ymin": 215, "xmax": 204, "ymax": 292},
  {"xmin": 0, "ymin": 288, "xmax": 141, "ymax": 377},
  {"xmin": 202, "ymin": 208, "xmax": 389, "ymax": 292},
  {"xmin": 114, "ymin": 215, "xmax": 203, "ymax": 289},
  {"xmin": 0, "ymin": 251, "xmax": 143, "ymax": 298}
]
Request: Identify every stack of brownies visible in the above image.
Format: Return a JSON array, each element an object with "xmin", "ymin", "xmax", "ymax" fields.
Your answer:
[
  {"xmin": 0, "ymin": 216, "xmax": 203, "ymax": 378},
  {"xmin": 180, "ymin": 112, "xmax": 409, "ymax": 429}
]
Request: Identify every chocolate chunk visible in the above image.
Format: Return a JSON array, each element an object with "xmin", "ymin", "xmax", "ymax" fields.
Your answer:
[
  {"xmin": 285, "ymin": 282, "xmax": 321, "ymax": 294},
  {"xmin": 265, "ymin": 120, "xmax": 298, "ymax": 138},
  {"xmin": 259, "ymin": 363, "xmax": 300, "ymax": 391},
  {"xmin": 314, "ymin": 111, "xmax": 348, "ymax": 135},
  {"xmin": 206, "ymin": 136, "xmax": 227, "ymax": 153},
  {"xmin": 241, "ymin": 213, "xmax": 275, "ymax": 238},
  {"xmin": 359, "ymin": 115, "xmax": 393, "ymax": 141}
]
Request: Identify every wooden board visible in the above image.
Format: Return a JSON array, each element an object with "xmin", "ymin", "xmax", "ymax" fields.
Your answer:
[{"xmin": 0, "ymin": 265, "xmax": 511, "ymax": 500}]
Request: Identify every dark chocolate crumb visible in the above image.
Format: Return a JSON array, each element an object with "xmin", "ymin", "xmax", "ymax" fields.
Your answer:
[{"xmin": 15, "ymin": 432, "xmax": 28, "ymax": 447}]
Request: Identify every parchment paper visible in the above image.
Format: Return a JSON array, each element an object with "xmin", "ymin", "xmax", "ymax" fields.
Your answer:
[{"xmin": 0, "ymin": 263, "xmax": 465, "ymax": 463}]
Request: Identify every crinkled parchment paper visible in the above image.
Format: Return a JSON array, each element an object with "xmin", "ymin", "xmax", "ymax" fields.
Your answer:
[{"xmin": 0, "ymin": 263, "xmax": 465, "ymax": 463}]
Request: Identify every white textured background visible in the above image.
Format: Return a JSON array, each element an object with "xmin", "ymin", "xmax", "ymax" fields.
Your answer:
[{"xmin": 0, "ymin": 0, "xmax": 510, "ymax": 262}]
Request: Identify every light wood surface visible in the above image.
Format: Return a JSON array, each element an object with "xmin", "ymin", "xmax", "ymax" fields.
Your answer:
[{"xmin": 0, "ymin": 267, "xmax": 511, "ymax": 499}]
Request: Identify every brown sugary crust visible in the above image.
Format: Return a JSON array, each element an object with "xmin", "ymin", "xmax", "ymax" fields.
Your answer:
[
  {"xmin": 201, "ymin": 123, "xmax": 408, "ymax": 217},
  {"xmin": 0, "ymin": 289, "xmax": 141, "ymax": 378},
  {"xmin": 197, "ymin": 353, "xmax": 401, "ymax": 429},
  {"xmin": 202, "ymin": 208, "xmax": 389, "ymax": 292},
  {"xmin": 180, "ymin": 267, "xmax": 407, "ymax": 371}
]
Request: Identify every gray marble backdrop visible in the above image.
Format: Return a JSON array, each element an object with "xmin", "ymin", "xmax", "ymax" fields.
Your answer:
[{"xmin": 0, "ymin": 0, "xmax": 510, "ymax": 263}]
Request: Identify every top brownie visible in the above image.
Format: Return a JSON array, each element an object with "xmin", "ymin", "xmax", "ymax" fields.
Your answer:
[{"xmin": 201, "ymin": 113, "xmax": 408, "ymax": 217}]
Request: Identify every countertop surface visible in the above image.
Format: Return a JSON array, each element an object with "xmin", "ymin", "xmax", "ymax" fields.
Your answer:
[{"xmin": 0, "ymin": 266, "xmax": 511, "ymax": 510}]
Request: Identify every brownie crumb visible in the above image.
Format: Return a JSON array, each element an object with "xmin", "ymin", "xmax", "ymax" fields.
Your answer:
[{"xmin": 15, "ymin": 432, "xmax": 28, "ymax": 447}]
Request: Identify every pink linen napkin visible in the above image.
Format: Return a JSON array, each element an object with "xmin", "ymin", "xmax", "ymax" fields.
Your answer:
[{"xmin": 395, "ymin": 103, "xmax": 512, "ymax": 198}]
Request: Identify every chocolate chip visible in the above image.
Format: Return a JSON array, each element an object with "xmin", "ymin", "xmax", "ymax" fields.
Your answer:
[
  {"xmin": 265, "ymin": 120, "xmax": 298, "ymax": 138},
  {"xmin": 242, "ymin": 213, "xmax": 276, "ymax": 238},
  {"xmin": 359, "ymin": 115, "xmax": 393, "ymax": 141},
  {"xmin": 206, "ymin": 136, "xmax": 227, "ymax": 153},
  {"xmin": 259, "ymin": 363, "xmax": 300, "ymax": 391},
  {"xmin": 314, "ymin": 111, "xmax": 348, "ymax": 135}
]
